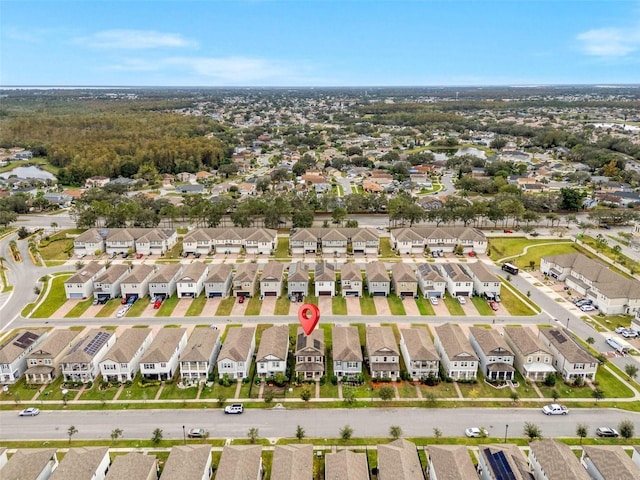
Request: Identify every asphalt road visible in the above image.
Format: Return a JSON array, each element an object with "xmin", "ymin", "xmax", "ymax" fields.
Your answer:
[{"xmin": 2, "ymin": 407, "xmax": 637, "ymax": 441}]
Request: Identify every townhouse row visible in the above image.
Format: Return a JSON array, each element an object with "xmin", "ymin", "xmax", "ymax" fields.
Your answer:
[
  {"xmin": 72, "ymin": 226, "xmax": 488, "ymax": 258},
  {"xmin": 63, "ymin": 259, "xmax": 502, "ymax": 301},
  {"xmin": 1, "ymin": 322, "xmax": 597, "ymax": 386},
  {"xmin": 4, "ymin": 438, "xmax": 638, "ymax": 480},
  {"xmin": 541, "ymin": 252, "xmax": 640, "ymax": 315}
]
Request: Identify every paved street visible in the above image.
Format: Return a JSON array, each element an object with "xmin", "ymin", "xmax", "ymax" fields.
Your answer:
[{"xmin": 2, "ymin": 407, "xmax": 638, "ymax": 441}]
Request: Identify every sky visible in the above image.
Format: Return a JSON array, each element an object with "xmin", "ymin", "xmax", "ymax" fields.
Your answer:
[{"xmin": 2, "ymin": 0, "xmax": 640, "ymax": 87}]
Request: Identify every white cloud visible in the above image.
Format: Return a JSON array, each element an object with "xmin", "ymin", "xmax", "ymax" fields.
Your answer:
[
  {"xmin": 74, "ymin": 29, "xmax": 197, "ymax": 49},
  {"xmin": 577, "ymin": 25, "xmax": 640, "ymax": 57}
]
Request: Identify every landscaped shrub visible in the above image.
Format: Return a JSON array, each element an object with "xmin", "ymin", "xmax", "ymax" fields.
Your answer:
[
  {"xmin": 330, "ymin": 375, "xmax": 338, "ymax": 385},
  {"xmin": 544, "ymin": 372, "xmax": 556, "ymax": 387}
]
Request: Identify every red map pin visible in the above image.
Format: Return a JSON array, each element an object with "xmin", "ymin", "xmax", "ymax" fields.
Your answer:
[{"xmin": 298, "ymin": 303, "xmax": 320, "ymax": 336}]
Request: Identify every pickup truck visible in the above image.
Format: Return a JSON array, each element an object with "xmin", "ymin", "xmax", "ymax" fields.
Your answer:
[{"xmin": 542, "ymin": 404, "xmax": 569, "ymax": 415}]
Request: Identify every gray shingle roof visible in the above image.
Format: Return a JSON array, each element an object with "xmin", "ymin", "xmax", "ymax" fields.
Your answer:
[
  {"xmin": 93, "ymin": 264, "xmax": 130, "ymax": 285},
  {"xmin": 149, "ymin": 263, "xmax": 183, "ymax": 283},
  {"xmin": 63, "ymin": 329, "xmax": 114, "ymax": 363},
  {"xmin": 581, "ymin": 445, "xmax": 640, "ymax": 480},
  {"xmin": 261, "ymin": 262, "xmax": 284, "ymax": 282},
  {"xmin": 256, "ymin": 325, "xmax": 289, "ymax": 362},
  {"xmin": 325, "ymin": 450, "xmax": 369, "ymax": 480},
  {"xmin": 538, "ymin": 328, "xmax": 597, "ymax": 364},
  {"xmin": 205, "ymin": 263, "xmax": 232, "ymax": 283},
  {"xmin": 181, "ymin": 327, "xmax": 220, "ymax": 363},
  {"xmin": 529, "ymin": 439, "xmax": 590, "ymax": 480},
  {"xmin": 366, "ymin": 326, "xmax": 399, "ymax": 357},
  {"xmin": 271, "ymin": 444, "xmax": 313, "ymax": 480},
  {"xmin": 1, "ymin": 448, "xmax": 58, "ymax": 480},
  {"xmin": 219, "ymin": 327, "xmax": 256, "ymax": 362},
  {"xmin": 121, "ymin": 264, "xmax": 155, "ymax": 284},
  {"xmin": 106, "ymin": 452, "xmax": 158, "ymax": 480},
  {"xmin": 503, "ymin": 326, "xmax": 551, "ymax": 356},
  {"xmin": 377, "ymin": 439, "xmax": 424, "ymax": 480},
  {"xmin": 469, "ymin": 327, "xmax": 513, "ymax": 357},
  {"xmin": 479, "ymin": 444, "xmax": 533, "ymax": 480},
  {"xmin": 0, "ymin": 328, "xmax": 47, "ymax": 363},
  {"xmin": 102, "ymin": 328, "xmax": 152, "ymax": 363},
  {"xmin": 434, "ymin": 324, "xmax": 478, "ymax": 361},
  {"xmin": 140, "ymin": 328, "xmax": 186, "ymax": 364},
  {"xmin": 332, "ymin": 326, "xmax": 363, "ymax": 363},
  {"xmin": 177, "ymin": 261, "xmax": 207, "ymax": 283},
  {"xmin": 365, "ymin": 261, "xmax": 389, "ymax": 282},
  {"xmin": 465, "ymin": 262, "xmax": 499, "ymax": 282},
  {"xmin": 427, "ymin": 445, "xmax": 480, "ymax": 480},
  {"xmin": 215, "ymin": 445, "xmax": 262, "ymax": 480},
  {"xmin": 288, "ymin": 262, "xmax": 309, "ymax": 282},
  {"xmin": 315, "ymin": 261, "xmax": 336, "ymax": 282},
  {"xmin": 160, "ymin": 445, "xmax": 212, "ymax": 480},
  {"xmin": 392, "ymin": 263, "xmax": 417, "ymax": 282},
  {"xmin": 400, "ymin": 328, "xmax": 438, "ymax": 361},
  {"xmin": 50, "ymin": 447, "xmax": 109, "ymax": 480},
  {"xmin": 340, "ymin": 263, "xmax": 361, "ymax": 282},
  {"xmin": 65, "ymin": 261, "xmax": 104, "ymax": 284}
]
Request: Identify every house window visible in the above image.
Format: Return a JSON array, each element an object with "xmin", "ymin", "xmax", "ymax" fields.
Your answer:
[
  {"xmin": 143, "ymin": 364, "xmax": 154, "ymax": 369},
  {"xmin": 221, "ymin": 362, "xmax": 233, "ymax": 369},
  {"xmin": 161, "ymin": 363, "xmax": 167, "ymax": 368},
  {"xmin": 120, "ymin": 364, "xmax": 128, "ymax": 369}
]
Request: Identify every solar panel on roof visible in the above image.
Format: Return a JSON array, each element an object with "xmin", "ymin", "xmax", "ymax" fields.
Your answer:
[
  {"xmin": 13, "ymin": 331, "xmax": 40, "ymax": 349},
  {"xmin": 83, "ymin": 331, "xmax": 110, "ymax": 356},
  {"xmin": 550, "ymin": 329, "xmax": 567, "ymax": 344},
  {"xmin": 485, "ymin": 449, "xmax": 517, "ymax": 480}
]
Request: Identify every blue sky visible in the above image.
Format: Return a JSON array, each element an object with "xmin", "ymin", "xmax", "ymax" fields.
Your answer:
[{"xmin": 2, "ymin": 0, "xmax": 640, "ymax": 86}]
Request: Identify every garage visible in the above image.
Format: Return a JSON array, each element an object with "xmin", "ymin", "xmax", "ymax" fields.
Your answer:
[
  {"xmin": 373, "ymin": 291, "xmax": 387, "ymax": 296},
  {"xmin": 344, "ymin": 291, "xmax": 359, "ymax": 297},
  {"xmin": 263, "ymin": 291, "xmax": 277, "ymax": 296},
  {"xmin": 68, "ymin": 293, "xmax": 83, "ymax": 299},
  {"xmin": 399, "ymin": 292, "xmax": 413, "ymax": 297},
  {"xmin": 208, "ymin": 292, "xmax": 222, "ymax": 298}
]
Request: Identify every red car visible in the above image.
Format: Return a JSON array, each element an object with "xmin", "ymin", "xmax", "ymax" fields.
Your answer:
[
  {"xmin": 503, "ymin": 229, "xmax": 513, "ymax": 234},
  {"xmin": 468, "ymin": 251, "xmax": 475, "ymax": 257},
  {"xmin": 489, "ymin": 301, "xmax": 499, "ymax": 311},
  {"xmin": 153, "ymin": 299, "xmax": 162, "ymax": 309},
  {"xmin": 238, "ymin": 296, "xmax": 245, "ymax": 304},
  {"xmin": 136, "ymin": 253, "xmax": 143, "ymax": 259}
]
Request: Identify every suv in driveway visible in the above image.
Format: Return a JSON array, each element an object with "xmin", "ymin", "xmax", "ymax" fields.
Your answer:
[{"xmin": 224, "ymin": 403, "xmax": 244, "ymax": 414}]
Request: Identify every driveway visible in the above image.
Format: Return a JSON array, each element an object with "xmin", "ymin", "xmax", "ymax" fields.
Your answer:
[
  {"xmin": 460, "ymin": 299, "xmax": 479, "ymax": 316},
  {"xmin": 201, "ymin": 298, "xmax": 221, "ymax": 317},
  {"xmin": 431, "ymin": 299, "xmax": 450, "ymax": 316},
  {"xmin": 317, "ymin": 296, "xmax": 332, "ymax": 316},
  {"xmin": 52, "ymin": 299, "xmax": 80, "ymax": 318},
  {"xmin": 81, "ymin": 303, "xmax": 103, "ymax": 319},
  {"xmin": 172, "ymin": 298, "xmax": 192, "ymax": 317},
  {"xmin": 260, "ymin": 296, "xmax": 277, "ymax": 316},
  {"xmin": 230, "ymin": 297, "xmax": 248, "ymax": 316},
  {"xmin": 346, "ymin": 297, "xmax": 360, "ymax": 316},
  {"xmin": 402, "ymin": 297, "xmax": 420, "ymax": 315},
  {"xmin": 140, "ymin": 302, "xmax": 158, "ymax": 318},
  {"xmin": 373, "ymin": 296, "xmax": 391, "ymax": 315}
]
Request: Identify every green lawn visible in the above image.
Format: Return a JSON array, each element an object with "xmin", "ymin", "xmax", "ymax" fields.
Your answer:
[
  {"xmin": 275, "ymin": 238, "xmax": 290, "ymax": 259},
  {"xmin": 65, "ymin": 298, "xmax": 94, "ymax": 318},
  {"xmin": 443, "ymin": 292, "xmax": 465, "ymax": 316},
  {"xmin": 332, "ymin": 296, "xmax": 347, "ymax": 315},
  {"xmin": 595, "ymin": 366, "xmax": 635, "ymax": 398},
  {"xmin": 274, "ymin": 297, "xmax": 291, "ymax": 315},
  {"xmin": 156, "ymin": 295, "xmax": 179, "ymax": 316},
  {"xmin": 121, "ymin": 376, "xmax": 161, "ymax": 401},
  {"xmin": 414, "ymin": 297, "xmax": 435, "ymax": 315},
  {"xmin": 31, "ymin": 274, "xmax": 72, "ymax": 318},
  {"xmin": 499, "ymin": 281, "xmax": 538, "ymax": 316},
  {"xmin": 158, "ymin": 382, "xmax": 199, "ymax": 400},
  {"xmin": 489, "ymin": 238, "xmax": 574, "ymax": 265},
  {"xmin": 126, "ymin": 298, "xmax": 150, "ymax": 317},
  {"xmin": 457, "ymin": 374, "xmax": 514, "ymax": 399},
  {"xmin": 417, "ymin": 382, "xmax": 460, "ymax": 399},
  {"xmin": 244, "ymin": 296, "xmax": 262, "ymax": 315},
  {"xmin": 471, "ymin": 296, "xmax": 495, "ymax": 316},
  {"xmin": 397, "ymin": 382, "xmax": 419, "ymax": 399},
  {"xmin": 199, "ymin": 381, "xmax": 238, "ymax": 401},
  {"xmin": 79, "ymin": 382, "xmax": 120, "ymax": 401},
  {"xmin": 216, "ymin": 297, "xmax": 235, "ymax": 316},
  {"xmin": 379, "ymin": 238, "xmax": 395, "ymax": 258},
  {"xmin": 38, "ymin": 235, "xmax": 74, "ymax": 261},
  {"xmin": 0, "ymin": 377, "xmax": 41, "ymax": 404},
  {"xmin": 387, "ymin": 294, "xmax": 406, "ymax": 315},
  {"xmin": 185, "ymin": 295, "xmax": 207, "ymax": 317},
  {"xmin": 95, "ymin": 299, "xmax": 120, "ymax": 318},
  {"xmin": 359, "ymin": 296, "xmax": 377, "ymax": 315}
]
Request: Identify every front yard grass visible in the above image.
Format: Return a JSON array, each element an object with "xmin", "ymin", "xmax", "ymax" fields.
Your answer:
[
  {"xmin": 95, "ymin": 299, "xmax": 120, "ymax": 318},
  {"xmin": 457, "ymin": 374, "xmax": 515, "ymax": 399},
  {"xmin": 156, "ymin": 295, "xmax": 179, "ymax": 316},
  {"xmin": 64, "ymin": 298, "xmax": 94, "ymax": 318},
  {"xmin": 0, "ymin": 377, "xmax": 41, "ymax": 404},
  {"xmin": 158, "ymin": 382, "xmax": 199, "ymax": 400},
  {"xmin": 397, "ymin": 382, "xmax": 420, "ymax": 399},
  {"xmin": 31, "ymin": 274, "xmax": 72, "ymax": 318},
  {"xmin": 443, "ymin": 292, "xmax": 465, "ymax": 316},
  {"xmin": 126, "ymin": 298, "xmax": 150, "ymax": 317},
  {"xmin": 379, "ymin": 238, "xmax": 395, "ymax": 258},
  {"xmin": 244, "ymin": 296, "xmax": 262, "ymax": 315},
  {"xmin": 332, "ymin": 296, "xmax": 347, "ymax": 315},
  {"xmin": 199, "ymin": 381, "xmax": 238, "ymax": 402},
  {"xmin": 414, "ymin": 297, "xmax": 435, "ymax": 315},
  {"xmin": 216, "ymin": 297, "xmax": 235, "ymax": 316},
  {"xmin": 274, "ymin": 296, "xmax": 291, "ymax": 315},
  {"xmin": 387, "ymin": 294, "xmax": 406, "ymax": 315},
  {"xmin": 417, "ymin": 382, "xmax": 460, "ymax": 399},
  {"xmin": 599, "ymin": 314, "xmax": 633, "ymax": 330},
  {"xmin": 121, "ymin": 376, "xmax": 161, "ymax": 401},
  {"xmin": 185, "ymin": 295, "xmax": 207, "ymax": 317},
  {"xmin": 275, "ymin": 238, "xmax": 290, "ymax": 259},
  {"xmin": 79, "ymin": 382, "xmax": 120, "ymax": 401},
  {"xmin": 595, "ymin": 366, "xmax": 635, "ymax": 398},
  {"xmin": 499, "ymin": 281, "xmax": 538, "ymax": 316},
  {"xmin": 359, "ymin": 296, "xmax": 377, "ymax": 315},
  {"xmin": 471, "ymin": 296, "xmax": 495, "ymax": 316}
]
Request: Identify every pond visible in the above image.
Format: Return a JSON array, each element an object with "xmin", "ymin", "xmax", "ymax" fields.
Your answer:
[{"xmin": 0, "ymin": 165, "xmax": 57, "ymax": 181}]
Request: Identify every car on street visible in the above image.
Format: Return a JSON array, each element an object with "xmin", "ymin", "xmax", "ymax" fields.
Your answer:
[
  {"xmin": 503, "ymin": 229, "xmax": 513, "ymax": 234},
  {"xmin": 18, "ymin": 407, "xmax": 40, "ymax": 416},
  {"xmin": 187, "ymin": 428, "xmax": 207, "ymax": 438},
  {"xmin": 489, "ymin": 301, "xmax": 499, "ymax": 311},
  {"xmin": 457, "ymin": 296, "xmax": 466, "ymax": 304},
  {"xmin": 429, "ymin": 297, "xmax": 439, "ymax": 305},
  {"xmin": 224, "ymin": 403, "xmax": 244, "ymax": 414},
  {"xmin": 464, "ymin": 427, "xmax": 487, "ymax": 438},
  {"xmin": 542, "ymin": 403, "xmax": 568, "ymax": 415},
  {"xmin": 621, "ymin": 329, "xmax": 638, "ymax": 338},
  {"xmin": 595, "ymin": 427, "xmax": 619, "ymax": 437}
]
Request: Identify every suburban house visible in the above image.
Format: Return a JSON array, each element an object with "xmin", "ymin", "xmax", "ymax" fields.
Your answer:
[
  {"xmin": 180, "ymin": 327, "xmax": 222, "ymax": 382},
  {"xmin": 528, "ymin": 439, "xmax": 590, "ymax": 480},
  {"xmin": 92, "ymin": 264, "xmax": 130, "ymax": 301},
  {"xmin": 391, "ymin": 226, "xmax": 487, "ymax": 254},
  {"xmin": 416, "ymin": 263, "xmax": 446, "ymax": 298},
  {"xmin": 104, "ymin": 229, "xmax": 137, "ymax": 254},
  {"xmin": 477, "ymin": 444, "xmax": 532, "ymax": 480},
  {"xmin": 139, "ymin": 328, "xmax": 188, "ymax": 381},
  {"xmin": 427, "ymin": 445, "xmax": 477, "ymax": 480},
  {"xmin": 332, "ymin": 326, "xmax": 363, "ymax": 380},
  {"xmin": 73, "ymin": 228, "xmax": 106, "ymax": 256},
  {"xmin": 433, "ymin": 324, "xmax": 479, "ymax": 380},
  {"xmin": 351, "ymin": 228, "xmax": 380, "ymax": 254},
  {"xmin": 464, "ymin": 262, "xmax": 501, "ymax": 299},
  {"xmin": 325, "ymin": 450, "xmax": 369, "ymax": 480},
  {"xmin": 85, "ymin": 175, "xmax": 110, "ymax": 188},
  {"xmin": 182, "ymin": 227, "xmax": 276, "ymax": 255},
  {"xmin": 503, "ymin": 326, "xmax": 555, "ymax": 382},
  {"xmin": 315, "ymin": 261, "xmax": 337, "ymax": 296},
  {"xmin": 215, "ymin": 445, "xmax": 263, "ymax": 480},
  {"xmin": 295, "ymin": 327, "xmax": 325, "ymax": 379},
  {"xmin": 538, "ymin": 328, "xmax": 598, "ymax": 382},
  {"xmin": 541, "ymin": 253, "xmax": 640, "ymax": 315},
  {"xmin": 25, "ymin": 329, "xmax": 79, "ymax": 384},
  {"xmin": 120, "ymin": 264, "xmax": 156, "ymax": 301},
  {"xmin": 50, "ymin": 447, "xmax": 110, "ymax": 480},
  {"xmin": 64, "ymin": 261, "xmax": 106, "ymax": 299},
  {"xmin": 0, "ymin": 329, "xmax": 48, "ymax": 384},
  {"xmin": 391, "ymin": 263, "xmax": 419, "ymax": 298},
  {"xmin": 245, "ymin": 228, "xmax": 278, "ymax": 254},
  {"xmin": 440, "ymin": 263, "xmax": 474, "ymax": 297},
  {"xmin": 366, "ymin": 326, "xmax": 400, "ymax": 380},
  {"xmin": 134, "ymin": 229, "xmax": 178, "ymax": 255},
  {"xmin": 99, "ymin": 328, "xmax": 153, "ymax": 382},
  {"xmin": 1, "ymin": 448, "xmax": 59, "ymax": 480},
  {"xmin": 289, "ymin": 227, "xmax": 379, "ymax": 255},
  {"xmin": 106, "ymin": 452, "xmax": 158, "ymax": 480},
  {"xmin": 289, "ymin": 228, "xmax": 318, "ymax": 254},
  {"xmin": 176, "ymin": 261, "xmax": 209, "ymax": 298},
  {"xmin": 580, "ymin": 445, "xmax": 640, "ymax": 480},
  {"xmin": 233, "ymin": 263, "xmax": 259, "ymax": 298},
  {"xmin": 61, "ymin": 329, "xmax": 116, "ymax": 382},
  {"xmin": 399, "ymin": 327, "xmax": 439, "ymax": 381},
  {"xmin": 175, "ymin": 184, "xmax": 205, "ymax": 195},
  {"xmin": 260, "ymin": 262, "xmax": 284, "ymax": 297},
  {"xmin": 287, "ymin": 262, "xmax": 310, "ymax": 300},
  {"xmin": 340, "ymin": 263, "xmax": 363, "ymax": 297},
  {"xmin": 255, "ymin": 325, "xmax": 289, "ymax": 378},
  {"xmin": 160, "ymin": 445, "xmax": 213, "ymax": 480},
  {"xmin": 217, "ymin": 326, "xmax": 256, "ymax": 380},
  {"xmin": 148, "ymin": 264, "xmax": 184, "ymax": 299},
  {"xmin": 468, "ymin": 327, "xmax": 515, "ymax": 382},
  {"xmin": 365, "ymin": 261, "xmax": 391, "ymax": 296},
  {"xmin": 321, "ymin": 228, "xmax": 349, "ymax": 255},
  {"xmin": 378, "ymin": 439, "xmax": 425, "ymax": 480},
  {"xmin": 271, "ymin": 445, "xmax": 314, "ymax": 480},
  {"xmin": 203, "ymin": 263, "xmax": 233, "ymax": 298}
]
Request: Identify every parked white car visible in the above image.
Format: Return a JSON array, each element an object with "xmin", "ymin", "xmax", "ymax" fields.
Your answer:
[
  {"xmin": 457, "ymin": 296, "xmax": 466, "ymax": 304},
  {"xmin": 429, "ymin": 297, "xmax": 438, "ymax": 305},
  {"xmin": 464, "ymin": 427, "xmax": 487, "ymax": 438},
  {"xmin": 542, "ymin": 404, "xmax": 569, "ymax": 415}
]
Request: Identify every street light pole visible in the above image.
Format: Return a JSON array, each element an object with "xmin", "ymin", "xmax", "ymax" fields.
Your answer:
[
  {"xmin": 504, "ymin": 424, "xmax": 509, "ymax": 443},
  {"xmin": 182, "ymin": 425, "xmax": 186, "ymax": 445},
  {"xmin": 566, "ymin": 317, "xmax": 570, "ymax": 329}
]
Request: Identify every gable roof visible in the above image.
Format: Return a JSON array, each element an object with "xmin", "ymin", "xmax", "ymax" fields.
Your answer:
[
  {"xmin": 219, "ymin": 327, "xmax": 256, "ymax": 362},
  {"xmin": 529, "ymin": 439, "xmax": 590, "ymax": 480},
  {"xmin": 65, "ymin": 261, "xmax": 104, "ymax": 284},
  {"xmin": 469, "ymin": 327, "xmax": 513, "ymax": 357},
  {"xmin": 581, "ymin": 445, "xmax": 640, "ymax": 480},
  {"xmin": 503, "ymin": 326, "xmax": 551, "ymax": 356},
  {"xmin": 315, "ymin": 261, "xmax": 336, "ymax": 282},
  {"xmin": 479, "ymin": 444, "xmax": 533, "ymax": 480},
  {"xmin": 340, "ymin": 263, "xmax": 362, "ymax": 282},
  {"xmin": 296, "ymin": 327, "xmax": 324, "ymax": 355},
  {"xmin": 140, "ymin": 328, "xmax": 186, "ymax": 364},
  {"xmin": 0, "ymin": 328, "xmax": 47, "ymax": 363},
  {"xmin": 417, "ymin": 263, "xmax": 445, "ymax": 282},
  {"xmin": 234, "ymin": 262, "xmax": 259, "ymax": 282},
  {"xmin": 434, "ymin": 324, "xmax": 478, "ymax": 361},
  {"xmin": 365, "ymin": 261, "xmax": 390, "ymax": 282},
  {"xmin": 181, "ymin": 327, "xmax": 220, "ymax": 362},
  {"xmin": 215, "ymin": 445, "xmax": 262, "ymax": 480},
  {"xmin": 261, "ymin": 262, "xmax": 284, "ymax": 282},
  {"xmin": 427, "ymin": 445, "xmax": 480, "ymax": 480},
  {"xmin": 288, "ymin": 262, "xmax": 309, "ymax": 282},
  {"xmin": 392, "ymin": 263, "xmax": 417, "ymax": 282},
  {"xmin": 256, "ymin": 325, "xmax": 289, "ymax": 362},
  {"xmin": 332, "ymin": 326, "xmax": 363, "ymax": 363},
  {"xmin": 400, "ymin": 328, "xmax": 438, "ymax": 361},
  {"xmin": 27, "ymin": 329, "xmax": 79, "ymax": 360},
  {"xmin": 102, "ymin": 328, "xmax": 152, "ymax": 364},
  {"xmin": 121, "ymin": 264, "xmax": 155, "ymax": 284},
  {"xmin": 377, "ymin": 439, "xmax": 424, "ymax": 480},
  {"xmin": 93, "ymin": 264, "xmax": 130, "ymax": 285},
  {"xmin": 271, "ymin": 444, "xmax": 313, "ymax": 480},
  {"xmin": 2, "ymin": 448, "xmax": 58, "ymax": 480},
  {"xmin": 50, "ymin": 447, "xmax": 109, "ymax": 480},
  {"xmin": 325, "ymin": 450, "xmax": 369, "ymax": 480},
  {"xmin": 464, "ymin": 262, "xmax": 500, "ymax": 282},
  {"xmin": 106, "ymin": 452, "xmax": 158, "ymax": 480},
  {"xmin": 177, "ymin": 261, "xmax": 207, "ymax": 283},
  {"xmin": 149, "ymin": 263, "xmax": 183, "ymax": 284},
  {"xmin": 63, "ymin": 329, "xmax": 114, "ymax": 363},
  {"xmin": 205, "ymin": 263, "xmax": 232, "ymax": 283},
  {"xmin": 538, "ymin": 328, "xmax": 597, "ymax": 364},
  {"xmin": 366, "ymin": 326, "xmax": 399, "ymax": 356},
  {"xmin": 160, "ymin": 445, "xmax": 212, "ymax": 480}
]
